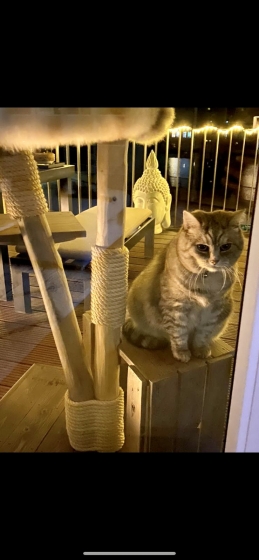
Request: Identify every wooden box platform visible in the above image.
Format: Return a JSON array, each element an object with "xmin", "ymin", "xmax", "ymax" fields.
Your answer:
[{"xmin": 119, "ymin": 337, "xmax": 234, "ymax": 453}]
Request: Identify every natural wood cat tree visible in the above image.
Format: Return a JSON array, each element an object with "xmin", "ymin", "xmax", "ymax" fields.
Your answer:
[{"xmin": 0, "ymin": 107, "xmax": 175, "ymax": 452}]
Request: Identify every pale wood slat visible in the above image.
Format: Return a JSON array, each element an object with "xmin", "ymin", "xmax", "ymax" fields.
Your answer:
[
  {"xmin": 0, "ymin": 339, "xmax": 61, "ymax": 366},
  {"xmin": 199, "ymin": 354, "xmax": 233, "ymax": 452},
  {"xmin": 0, "ymin": 364, "xmax": 66, "ymax": 451},
  {"xmin": 36, "ymin": 409, "xmax": 75, "ymax": 453}
]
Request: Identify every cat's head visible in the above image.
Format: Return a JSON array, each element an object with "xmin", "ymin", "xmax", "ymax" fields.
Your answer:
[{"xmin": 178, "ymin": 209, "xmax": 246, "ymax": 272}]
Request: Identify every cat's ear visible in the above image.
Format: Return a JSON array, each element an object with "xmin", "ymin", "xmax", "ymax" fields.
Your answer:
[
  {"xmin": 229, "ymin": 209, "xmax": 247, "ymax": 229},
  {"xmin": 182, "ymin": 210, "xmax": 200, "ymax": 230}
]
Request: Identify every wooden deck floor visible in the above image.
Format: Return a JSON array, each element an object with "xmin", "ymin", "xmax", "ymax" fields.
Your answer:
[{"xmin": 0, "ymin": 230, "xmax": 249, "ymax": 400}]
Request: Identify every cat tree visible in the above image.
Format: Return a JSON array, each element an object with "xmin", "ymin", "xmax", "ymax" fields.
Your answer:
[{"xmin": 0, "ymin": 107, "xmax": 175, "ymax": 452}]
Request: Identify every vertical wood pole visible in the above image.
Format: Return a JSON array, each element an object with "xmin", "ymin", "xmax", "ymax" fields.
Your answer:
[{"xmin": 91, "ymin": 140, "xmax": 128, "ymax": 401}]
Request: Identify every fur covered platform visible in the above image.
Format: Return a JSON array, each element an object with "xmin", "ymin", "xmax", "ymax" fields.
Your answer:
[{"xmin": 0, "ymin": 107, "xmax": 175, "ymax": 151}]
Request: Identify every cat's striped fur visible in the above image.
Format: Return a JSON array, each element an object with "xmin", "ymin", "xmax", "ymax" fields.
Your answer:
[{"xmin": 123, "ymin": 209, "xmax": 245, "ymax": 362}]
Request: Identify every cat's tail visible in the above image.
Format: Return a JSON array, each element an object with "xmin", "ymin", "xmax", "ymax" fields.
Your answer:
[{"xmin": 122, "ymin": 318, "xmax": 169, "ymax": 350}]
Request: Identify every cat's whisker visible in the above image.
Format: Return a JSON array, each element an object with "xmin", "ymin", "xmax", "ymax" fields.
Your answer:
[
  {"xmin": 221, "ymin": 268, "xmax": 227, "ymax": 291},
  {"xmin": 229, "ymin": 266, "xmax": 242, "ymax": 289},
  {"xmin": 221, "ymin": 266, "xmax": 233, "ymax": 289},
  {"xmin": 187, "ymin": 268, "xmax": 202, "ymax": 299},
  {"xmin": 188, "ymin": 272, "xmax": 195, "ymax": 300},
  {"xmin": 193, "ymin": 268, "xmax": 203, "ymax": 295},
  {"xmin": 193, "ymin": 271, "xmax": 198, "ymax": 295},
  {"xmin": 235, "ymin": 269, "xmax": 244, "ymax": 283},
  {"xmin": 225, "ymin": 267, "xmax": 234, "ymax": 285},
  {"xmin": 225, "ymin": 266, "xmax": 235, "ymax": 279},
  {"xmin": 191, "ymin": 271, "xmax": 198, "ymax": 296},
  {"xmin": 236, "ymin": 266, "xmax": 244, "ymax": 278}
]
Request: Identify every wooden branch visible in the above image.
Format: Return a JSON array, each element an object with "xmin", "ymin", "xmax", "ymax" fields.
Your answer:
[{"xmin": 18, "ymin": 214, "xmax": 94, "ymax": 402}]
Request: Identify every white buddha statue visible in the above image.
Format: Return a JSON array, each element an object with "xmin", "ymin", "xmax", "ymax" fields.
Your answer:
[{"xmin": 132, "ymin": 150, "xmax": 172, "ymax": 234}]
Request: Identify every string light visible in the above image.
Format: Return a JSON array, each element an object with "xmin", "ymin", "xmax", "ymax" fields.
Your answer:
[
  {"xmin": 193, "ymin": 126, "xmax": 218, "ymax": 133},
  {"xmin": 170, "ymin": 125, "xmax": 259, "ymax": 136},
  {"xmin": 170, "ymin": 126, "xmax": 192, "ymax": 133},
  {"xmin": 246, "ymin": 128, "xmax": 259, "ymax": 136}
]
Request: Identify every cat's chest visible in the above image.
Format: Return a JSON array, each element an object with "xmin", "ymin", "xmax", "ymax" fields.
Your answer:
[
  {"xmin": 187, "ymin": 303, "xmax": 224, "ymax": 332},
  {"xmin": 188, "ymin": 271, "xmax": 232, "ymax": 301},
  {"xmin": 198, "ymin": 271, "xmax": 230, "ymax": 292}
]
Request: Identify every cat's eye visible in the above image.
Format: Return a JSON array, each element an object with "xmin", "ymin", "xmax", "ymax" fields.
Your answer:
[
  {"xmin": 220, "ymin": 243, "xmax": 232, "ymax": 252},
  {"xmin": 196, "ymin": 244, "xmax": 209, "ymax": 253}
]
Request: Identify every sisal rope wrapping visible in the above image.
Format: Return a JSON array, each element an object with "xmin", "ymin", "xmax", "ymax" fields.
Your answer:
[
  {"xmin": 65, "ymin": 387, "xmax": 125, "ymax": 452},
  {"xmin": 0, "ymin": 150, "xmax": 48, "ymax": 219},
  {"xmin": 91, "ymin": 245, "xmax": 129, "ymax": 328}
]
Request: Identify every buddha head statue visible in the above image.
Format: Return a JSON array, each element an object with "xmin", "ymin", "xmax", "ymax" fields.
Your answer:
[{"xmin": 132, "ymin": 150, "xmax": 172, "ymax": 234}]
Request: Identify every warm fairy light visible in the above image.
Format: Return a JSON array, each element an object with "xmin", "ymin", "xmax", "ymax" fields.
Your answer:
[
  {"xmin": 170, "ymin": 125, "xmax": 259, "ymax": 136},
  {"xmin": 246, "ymin": 127, "xmax": 259, "ymax": 135},
  {"xmin": 229, "ymin": 125, "xmax": 244, "ymax": 131},
  {"xmin": 218, "ymin": 126, "xmax": 245, "ymax": 134},
  {"xmin": 170, "ymin": 125, "xmax": 192, "ymax": 134},
  {"xmin": 193, "ymin": 126, "xmax": 218, "ymax": 133}
]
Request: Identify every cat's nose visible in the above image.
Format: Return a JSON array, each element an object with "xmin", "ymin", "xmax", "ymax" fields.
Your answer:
[{"xmin": 210, "ymin": 258, "xmax": 219, "ymax": 265}]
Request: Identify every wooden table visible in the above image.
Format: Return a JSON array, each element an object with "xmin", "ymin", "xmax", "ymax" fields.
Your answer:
[
  {"xmin": 0, "ymin": 211, "xmax": 86, "ymax": 302},
  {"xmin": 38, "ymin": 164, "xmax": 76, "ymax": 212},
  {"xmin": 38, "ymin": 164, "xmax": 75, "ymax": 184}
]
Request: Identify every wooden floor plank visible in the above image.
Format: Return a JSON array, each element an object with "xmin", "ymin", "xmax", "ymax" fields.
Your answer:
[
  {"xmin": 36, "ymin": 409, "xmax": 74, "ymax": 453},
  {"xmin": 0, "ymin": 323, "xmax": 54, "ymax": 347},
  {"xmin": 0, "ymin": 360, "xmax": 31, "ymax": 387},
  {"xmin": 0, "ymin": 364, "xmax": 66, "ymax": 452},
  {"xmin": 0, "ymin": 386, "xmax": 10, "ymax": 399},
  {"xmin": 1, "ymin": 386, "xmax": 65, "ymax": 452},
  {"xmin": 0, "ymin": 338, "xmax": 61, "ymax": 366}
]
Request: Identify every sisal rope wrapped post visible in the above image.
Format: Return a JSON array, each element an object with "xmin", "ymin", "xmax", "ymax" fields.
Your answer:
[
  {"xmin": 68, "ymin": 141, "xmax": 129, "ymax": 452},
  {"xmin": 0, "ymin": 149, "xmax": 94, "ymax": 403},
  {"xmin": 91, "ymin": 245, "xmax": 129, "ymax": 329},
  {"xmin": 93, "ymin": 141, "xmax": 129, "ymax": 401}
]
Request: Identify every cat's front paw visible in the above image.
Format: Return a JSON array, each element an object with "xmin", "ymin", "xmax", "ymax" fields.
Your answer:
[
  {"xmin": 192, "ymin": 345, "xmax": 211, "ymax": 359},
  {"xmin": 173, "ymin": 349, "xmax": 192, "ymax": 363}
]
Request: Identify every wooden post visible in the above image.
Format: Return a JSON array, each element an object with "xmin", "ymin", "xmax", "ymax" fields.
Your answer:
[
  {"xmin": 0, "ymin": 246, "xmax": 12, "ymax": 301},
  {"xmin": 92, "ymin": 140, "xmax": 128, "ymax": 401},
  {"xmin": 18, "ymin": 214, "xmax": 94, "ymax": 403}
]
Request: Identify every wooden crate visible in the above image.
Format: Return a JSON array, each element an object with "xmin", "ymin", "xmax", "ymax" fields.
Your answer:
[{"xmin": 119, "ymin": 337, "xmax": 234, "ymax": 453}]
